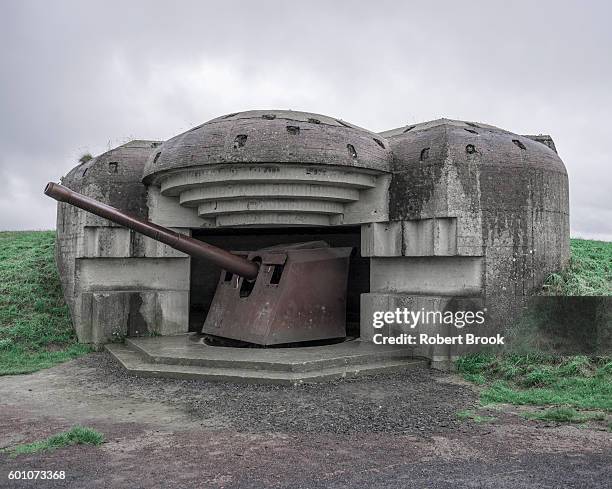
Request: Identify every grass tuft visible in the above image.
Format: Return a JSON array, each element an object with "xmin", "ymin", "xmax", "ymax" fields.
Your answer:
[
  {"xmin": 456, "ymin": 409, "xmax": 496, "ymax": 423},
  {"xmin": 462, "ymin": 373, "xmax": 486, "ymax": 385},
  {"xmin": 3, "ymin": 426, "xmax": 104, "ymax": 457},
  {"xmin": 523, "ymin": 407, "xmax": 605, "ymax": 424},
  {"xmin": 0, "ymin": 231, "xmax": 92, "ymax": 375}
]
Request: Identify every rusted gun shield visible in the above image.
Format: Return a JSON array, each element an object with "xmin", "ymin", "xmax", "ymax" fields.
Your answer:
[{"xmin": 202, "ymin": 242, "xmax": 352, "ymax": 345}]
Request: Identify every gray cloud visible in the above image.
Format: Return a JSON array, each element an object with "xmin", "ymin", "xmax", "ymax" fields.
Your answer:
[{"xmin": 1, "ymin": 0, "xmax": 610, "ymax": 239}]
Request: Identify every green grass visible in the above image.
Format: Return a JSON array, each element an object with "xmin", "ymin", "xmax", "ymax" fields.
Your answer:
[
  {"xmin": 457, "ymin": 353, "xmax": 612, "ymax": 415},
  {"xmin": 456, "ymin": 409, "xmax": 496, "ymax": 423},
  {"xmin": 3, "ymin": 426, "xmax": 104, "ymax": 457},
  {"xmin": 542, "ymin": 238, "xmax": 611, "ymax": 295},
  {"xmin": 459, "ymin": 236, "xmax": 611, "ymax": 422},
  {"xmin": 0, "ymin": 231, "xmax": 92, "ymax": 375},
  {"xmin": 523, "ymin": 407, "xmax": 605, "ymax": 424}
]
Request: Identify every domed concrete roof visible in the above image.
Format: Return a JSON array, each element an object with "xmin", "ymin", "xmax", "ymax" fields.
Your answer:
[
  {"xmin": 143, "ymin": 110, "xmax": 392, "ymax": 182},
  {"xmin": 381, "ymin": 118, "xmax": 568, "ymax": 237},
  {"xmin": 381, "ymin": 118, "xmax": 566, "ymax": 174},
  {"xmin": 61, "ymin": 140, "xmax": 161, "ymax": 219}
]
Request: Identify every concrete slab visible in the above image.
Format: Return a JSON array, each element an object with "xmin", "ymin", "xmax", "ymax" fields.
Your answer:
[{"xmin": 106, "ymin": 334, "xmax": 428, "ymax": 384}]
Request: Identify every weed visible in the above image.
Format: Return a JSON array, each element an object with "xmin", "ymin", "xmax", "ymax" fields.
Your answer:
[
  {"xmin": 523, "ymin": 407, "xmax": 605, "ymax": 424},
  {"xmin": 456, "ymin": 410, "xmax": 496, "ymax": 423},
  {"xmin": 455, "ymin": 352, "xmax": 496, "ymax": 375},
  {"xmin": 3, "ymin": 426, "xmax": 104, "ymax": 457},
  {"xmin": 462, "ymin": 373, "xmax": 486, "ymax": 384}
]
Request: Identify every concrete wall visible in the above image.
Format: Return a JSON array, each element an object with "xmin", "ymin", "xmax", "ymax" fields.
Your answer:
[
  {"xmin": 56, "ymin": 140, "xmax": 191, "ymax": 344},
  {"xmin": 361, "ymin": 119, "xmax": 570, "ymax": 365}
]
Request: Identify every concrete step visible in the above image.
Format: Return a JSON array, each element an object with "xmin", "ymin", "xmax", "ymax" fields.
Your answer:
[
  {"xmin": 124, "ymin": 336, "xmax": 418, "ymax": 373},
  {"xmin": 106, "ymin": 343, "xmax": 428, "ymax": 385}
]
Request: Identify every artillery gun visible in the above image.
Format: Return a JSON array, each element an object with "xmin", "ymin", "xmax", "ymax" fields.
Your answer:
[{"xmin": 45, "ymin": 182, "xmax": 351, "ymax": 346}]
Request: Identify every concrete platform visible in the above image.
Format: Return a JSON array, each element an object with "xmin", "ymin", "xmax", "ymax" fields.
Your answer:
[{"xmin": 106, "ymin": 334, "xmax": 428, "ymax": 384}]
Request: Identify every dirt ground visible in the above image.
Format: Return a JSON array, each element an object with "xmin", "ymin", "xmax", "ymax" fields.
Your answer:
[{"xmin": 0, "ymin": 353, "xmax": 610, "ymax": 488}]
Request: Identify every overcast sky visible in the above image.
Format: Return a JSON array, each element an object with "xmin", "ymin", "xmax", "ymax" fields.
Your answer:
[{"xmin": 1, "ymin": 0, "xmax": 610, "ymax": 240}]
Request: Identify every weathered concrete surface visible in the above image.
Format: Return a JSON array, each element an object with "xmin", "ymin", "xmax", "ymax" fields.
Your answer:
[
  {"xmin": 105, "ymin": 335, "xmax": 427, "ymax": 383},
  {"xmin": 361, "ymin": 222, "xmax": 403, "ymax": 257},
  {"xmin": 360, "ymin": 294, "xmax": 486, "ymax": 367},
  {"xmin": 56, "ymin": 140, "xmax": 190, "ymax": 344},
  {"xmin": 1, "ymin": 355, "xmax": 609, "ymax": 488},
  {"xmin": 144, "ymin": 109, "xmax": 393, "ymax": 228},
  {"xmin": 369, "ymin": 256, "xmax": 483, "ymax": 296},
  {"xmin": 372, "ymin": 118, "xmax": 570, "ymax": 362},
  {"xmin": 53, "ymin": 112, "xmax": 570, "ymax": 367},
  {"xmin": 143, "ymin": 110, "xmax": 392, "ymax": 179},
  {"xmin": 57, "ymin": 141, "xmax": 154, "ymax": 341}
]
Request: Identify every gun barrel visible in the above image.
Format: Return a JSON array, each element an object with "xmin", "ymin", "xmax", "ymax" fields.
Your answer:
[{"xmin": 44, "ymin": 182, "xmax": 259, "ymax": 280}]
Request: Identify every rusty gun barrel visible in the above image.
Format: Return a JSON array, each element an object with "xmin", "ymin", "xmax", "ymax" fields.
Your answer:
[{"xmin": 44, "ymin": 182, "xmax": 259, "ymax": 280}]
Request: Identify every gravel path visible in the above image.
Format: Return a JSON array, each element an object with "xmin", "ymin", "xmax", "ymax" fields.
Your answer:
[
  {"xmin": 1, "ymin": 353, "xmax": 610, "ymax": 489},
  {"xmin": 80, "ymin": 353, "xmax": 477, "ymax": 435}
]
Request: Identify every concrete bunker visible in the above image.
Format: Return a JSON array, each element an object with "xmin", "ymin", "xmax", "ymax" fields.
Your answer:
[{"xmin": 50, "ymin": 111, "xmax": 570, "ymax": 377}]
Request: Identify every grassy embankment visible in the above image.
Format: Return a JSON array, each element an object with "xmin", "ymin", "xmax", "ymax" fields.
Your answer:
[
  {"xmin": 0, "ymin": 231, "xmax": 92, "ymax": 375},
  {"xmin": 542, "ymin": 238, "xmax": 611, "ymax": 296},
  {"xmin": 458, "ymin": 238, "xmax": 611, "ymax": 425}
]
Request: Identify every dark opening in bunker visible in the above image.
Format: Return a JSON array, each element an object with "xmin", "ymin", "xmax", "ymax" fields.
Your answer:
[{"xmin": 189, "ymin": 226, "xmax": 369, "ymax": 338}]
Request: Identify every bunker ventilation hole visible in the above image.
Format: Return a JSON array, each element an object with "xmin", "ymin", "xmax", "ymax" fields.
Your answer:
[
  {"xmin": 512, "ymin": 139, "xmax": 527, "ymax": 150},
  {"xmin": 151, "ymin": 141, "xmax": 162, "ymax": 148},
  {"xmin": 466, "ymin": 122, "xmax": 479, "ymax": 128},
  {"xmin": 270, "ymin": 264, "xmax": 284, "ymax": 284},
  {"xmin": 262, "ymin": 114, "xmax": 276, "ymax": 120},
  {"xmin": 466, "ymin": 144, "xmax": 476, "ymax": 154},
  {"xmin": 287, "ymin": 125, "xmax": 300, "ymax": 135},
  {"xmin": 347, "ymin": 143, "xmax": 358, "ymax": 159},
  {"xmin": 233, "ymin": 134, "xmax": 248, "ymax": 149},
  {"xmin": 464, "ymin": 128, "xmax": 478, "ymax": 134},
  {"xmin": 153, "ymin": 151, "xmax": 161, "ymax": 164},
  {"xmin": 224, "ymin": 271, "xmax": 233, "ymax": 282},
  {"xmin": 373, "ymin": 138, "xmax": 385, "ymax": 149},
  {"xmin": 420, "ymin": 148, "xmax": 430, "ymax": 161},
  {"xmin": 403, "ymin": 125, "xmax": 416, "ymax": 133},
  {"xmin": 108, "ymin": 162, "xmax": 118, "ymax": 173},
  {"xmin": 336, "ymin": 119, "xmax": 352, "ymax": 128},
  {"xmin": 239, "ymin": 257, "xmax": 262, "ymax": 298},
  {"xmin": 308, "ymin": 118, "xmax": 321, "ymax": 124}
]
